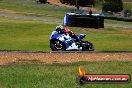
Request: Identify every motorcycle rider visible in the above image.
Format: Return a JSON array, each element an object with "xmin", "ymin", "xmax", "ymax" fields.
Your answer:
[{"xmin": 55, "ymin": 25, "xmax": 81, "ymax": 45}]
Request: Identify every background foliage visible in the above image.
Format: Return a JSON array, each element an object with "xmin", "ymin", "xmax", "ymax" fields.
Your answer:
[{"xmin": 102, "ymin": 0, "xmax": 123, "ymax": 12}]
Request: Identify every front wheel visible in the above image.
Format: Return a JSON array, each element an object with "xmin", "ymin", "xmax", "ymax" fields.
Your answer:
[
  {"xmin": 82, "ymin": 41, "xmax": 94, "ymax": 51},
  {"xmin": 50, "ymin": 40, "xmax": 66, "ymax": 51}
]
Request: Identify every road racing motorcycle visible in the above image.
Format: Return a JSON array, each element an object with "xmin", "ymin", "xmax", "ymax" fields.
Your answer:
[{"xmin": 50, "ymin": 31, "xmax": 94, "ymax": 51}]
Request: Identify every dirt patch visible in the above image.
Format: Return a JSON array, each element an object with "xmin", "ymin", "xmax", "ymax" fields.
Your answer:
[
  {"xmin": 48, "ymin": 0, "xmax": 61, "ymax": 4},
  {"xmin": 0, "ymin": 52, "xmax": 132, "ymax": 65},
  {"xmin": 0, "ymin": 9, "xmax": 16, "ymax": 14}
]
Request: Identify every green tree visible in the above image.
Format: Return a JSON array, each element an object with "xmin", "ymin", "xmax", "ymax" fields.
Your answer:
[
  {"xmin": 102, "ymin": 0, "xmax": 123, "ymax": 12},
  {"xmin": 38, "ymin": 0, "xmax": 47, "ymax": 3},
  {"xmin": 60, "ymin": 0, "xmax": 95, "ymax": 9}
]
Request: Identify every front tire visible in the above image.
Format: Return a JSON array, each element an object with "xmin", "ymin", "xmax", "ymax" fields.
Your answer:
[
  {"xmin": 50, "ymin": 40, "xmax": 66, "ymax": 51},
  {"xmin": 82, "ymin": 41, "xmax": 94, "ymax": 51}
]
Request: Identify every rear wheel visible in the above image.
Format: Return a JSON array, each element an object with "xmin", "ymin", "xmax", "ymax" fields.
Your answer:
[{"xmin": 50, "ymin": 40, "xmax": 66, "ymax": 51}]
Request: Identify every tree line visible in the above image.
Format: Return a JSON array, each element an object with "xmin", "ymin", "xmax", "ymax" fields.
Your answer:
[{"xmin": 37, "ymin": 0, "xmax": 123, "ymax": 12}]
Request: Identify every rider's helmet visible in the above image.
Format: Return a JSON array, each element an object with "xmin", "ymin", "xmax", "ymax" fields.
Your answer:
[{"xmin": 56, "ymin": 25, "xmax": 64, "ymax": 34}]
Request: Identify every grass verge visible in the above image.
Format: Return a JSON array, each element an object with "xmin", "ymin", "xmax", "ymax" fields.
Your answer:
[
  {"xmin": 0, "ymin": 61, "xmax": 132, "ymax": 88},
  {"xmin": 0, "ymin": 17, "xmax": 59, "ymax": 50},
  {"xmin": 105, "ymin": 19, "xmax": 132, "ymax": 26}
]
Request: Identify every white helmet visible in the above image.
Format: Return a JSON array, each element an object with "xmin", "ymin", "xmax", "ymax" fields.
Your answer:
[
  {"xmin": 56, "ymin": 25, "xmax": 64, "ymax": 34},
  {"xmin": 56, "ymin": 25, "xmax": 64, "ymax": 29}
]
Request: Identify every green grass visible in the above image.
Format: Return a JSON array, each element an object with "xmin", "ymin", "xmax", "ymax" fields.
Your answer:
[
  {"xmin": 0, "ymin": 61, "xmax": 132, "ymax": 88},
  {"xmin": 0, "ymin": 17, "xmax": 132, "ymax": 51},
  {"xmin": 0, "ymin": 0, "xmax": 73, "ymax": 19},
  {"xmin": 105, "ymin": 19, "xmax": 132, "ymax": 26},
  {"xmin": 0, "ymin": 17, "xmax": 60, "ymax": 50}
]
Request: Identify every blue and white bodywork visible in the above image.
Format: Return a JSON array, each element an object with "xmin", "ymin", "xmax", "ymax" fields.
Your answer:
[{"xmin": 50, "ymin": 31, "xmax": 94, "ymax": 51}]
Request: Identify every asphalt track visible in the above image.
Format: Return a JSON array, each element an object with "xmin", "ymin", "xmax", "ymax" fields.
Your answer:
[
  {"xmin": 0, "ymin": 13, "xmax": 132, "ymax": 29},
  {"xmin": 0, "ymin": 50, "xmax": 132, "ymax": 53}
]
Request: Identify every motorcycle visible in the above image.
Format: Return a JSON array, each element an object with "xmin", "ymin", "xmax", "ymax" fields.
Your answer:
[{"xmin": 50, "ymin": 31, "xmax": 94, "ymax": 51}]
